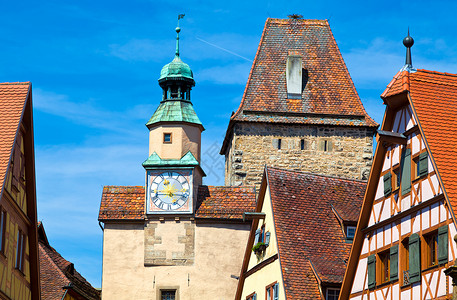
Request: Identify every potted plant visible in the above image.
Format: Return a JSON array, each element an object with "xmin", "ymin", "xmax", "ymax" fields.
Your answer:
[{"xmin": 252, "ymin": 242, "xmax": 266, "ymax": 255}]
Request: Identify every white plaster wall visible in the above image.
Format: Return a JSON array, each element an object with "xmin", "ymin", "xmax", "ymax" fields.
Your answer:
[
  {"xmin": 101, "ymin": 222, "xmax": 250, "ymax": 300},
  {"xmin": 351, "ymin": 257, "xmax": 367, "ymax": 293}
]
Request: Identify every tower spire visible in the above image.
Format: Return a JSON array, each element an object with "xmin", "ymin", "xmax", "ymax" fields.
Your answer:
[
  {"xmin": 402, "ymin": 28, "xmax": 414, "ymax": 71},
  {"xmin": 175, "ymin": 14, "xmax": 185, "ymax": 57}
]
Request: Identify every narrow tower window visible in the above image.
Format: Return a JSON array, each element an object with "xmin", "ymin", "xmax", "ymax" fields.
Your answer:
[
  {"xmin": 163, "ymin": 133, "xmax": 172, "ymax": 143},
  {"xmin": 300, "ymin": 139, "xmax": 305, "ymax": 150},
  {"xmin": 286, "ymin": 54, "xmax": 303, "ymax": 99}
]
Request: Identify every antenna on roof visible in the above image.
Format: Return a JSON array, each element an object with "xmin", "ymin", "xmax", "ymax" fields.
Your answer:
[
  {"xmin": 402, "ymin": 28, "xmax": 415, "ymax": 72},
  {"xmin": 175, "ymin": 14, "xmax": 185, "ymax": 57}
]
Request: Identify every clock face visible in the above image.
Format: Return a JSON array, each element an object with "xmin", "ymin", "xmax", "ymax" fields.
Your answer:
[{"xmin": 149, "ymin": 171, "xmax": 190, "ymax": 211}]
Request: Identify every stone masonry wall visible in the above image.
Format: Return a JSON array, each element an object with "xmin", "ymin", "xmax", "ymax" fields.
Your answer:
[{"xmin": 224, "ymin": 123, "xmax": 375, "ymax": 187}]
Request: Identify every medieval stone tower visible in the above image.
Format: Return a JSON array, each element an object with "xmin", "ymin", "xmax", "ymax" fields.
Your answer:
[{"xmin": 221, "ymin": 18, "xmax": 378, "ymax": 187}]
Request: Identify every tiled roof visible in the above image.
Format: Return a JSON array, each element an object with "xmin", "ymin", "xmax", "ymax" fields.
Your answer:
[
  {"xmin": 0, "ymin": 82, "xmax": 30, "ymax": 196},
  {"xmin": 387, "ymin": 69, "xmax": 457, "ymax": 217},
  {"xmin": 266, "ymin": 167, "xmax": 365, "ymax": 298},
  {"xmin": 98, "ymin": 185, "xmax": 256, "ymax": 221},
  {"xmin": 98, "ymin": 186, "xmax": 145, "ymax": 221},
  {"xmin": 195, "ymin": 186, "xmax": 256, "ymax": 219},
  {"xmin": 232, "ymin": 18, "xmax": 375, "ymax": 125},
  {"xmin": 38, "ymin": 223, "xmax": 100, "ymax": 300},
  {"xmin": 221, "ymin": 18, "xmax": 377, "ymax": 153}
]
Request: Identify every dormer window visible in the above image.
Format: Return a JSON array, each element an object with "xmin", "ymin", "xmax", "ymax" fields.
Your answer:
[
  {"xmin": 346, "ymin": 226, "xmax": 356, "ymax": 239},
  {"xmin": 163, "ymin": 133, "xmax": 172, "ymax": 143},
  {"xmin": 286, "ymin": 53, "xmax": 303, "ymax": 99}
]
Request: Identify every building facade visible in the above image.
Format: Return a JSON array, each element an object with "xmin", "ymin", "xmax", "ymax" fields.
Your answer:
[
  {"xmin": 0, "ymin": 82, "xmax": 40, "ymax": 300},
  {"xmin": 340, "ymin": 37, "xmax": 457, "ymax": 299},
  {"xmin": 236, "ymin": 167, "xmax": 366, "ymax": 300},
  {"xmin": 220, "ymin": 18, "xmax": 378, "ymax": 188},
  {"xmin": 98, "ymin": 24, "xmax": 256, "ymax": 300}
]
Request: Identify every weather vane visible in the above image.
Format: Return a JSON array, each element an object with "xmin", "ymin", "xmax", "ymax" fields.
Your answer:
[{"xmin": 175, "ymin": 14, "xmax": 185, "ymax": 57}]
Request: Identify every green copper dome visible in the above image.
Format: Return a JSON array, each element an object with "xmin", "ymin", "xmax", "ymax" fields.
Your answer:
[{"xmin": 159, "ymin": 55, "xmax": 194, "ymax": 81}]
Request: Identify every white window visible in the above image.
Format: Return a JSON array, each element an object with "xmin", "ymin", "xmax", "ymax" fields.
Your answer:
[
  {"xmin": 326, "ymin": 288, "xmax": 340, "ymax": 300},
  {"xmin": 346, "ymin": 226, "xmax": 356, "ymax": 239}
]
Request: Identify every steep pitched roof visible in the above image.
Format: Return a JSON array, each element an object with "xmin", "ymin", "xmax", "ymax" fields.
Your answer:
[
  {"xmin": 385, "ymin": 69, "xmax": 457, "ymax": 216},
  {"xmin": 0, "ymin": 82, "xmax": 30, "ymax": 196},
  {"xmin": 221, "ymin": 18, "xmax": 376, "ymax": 153},
  {"xmin": 266, "ymin": 167, "xmax": 365, "ymax": 298},
  {"xmin": 98, "ymin": 185, "xmax": 256, "ymax": 221},
  {"xmin": 38, "ymin": 223, "xmax": 100, "ymax": 300}
]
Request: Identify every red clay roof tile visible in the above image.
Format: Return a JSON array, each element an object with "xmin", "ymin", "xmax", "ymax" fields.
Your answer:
[
  {"xmin": 0, "ymin": 82, "xmax": 30, "ymax": 196},
  {"xmin": 98, "ymin": 185, "xmax": 256, "ymax": 221},
  {"xmin": 38, "ymin": 223, "xmax": 100, "ymax": 300},
  {"xmin": 266, "ymin": 167, "xmax": 365, "ymax": 298},
  {"xmin": 231, "ymin": 18, "xmax": 377, "ymax": 127},
  {"xmin": 401, "ymin": 70, "xmax": 457, "ymax": 217}
]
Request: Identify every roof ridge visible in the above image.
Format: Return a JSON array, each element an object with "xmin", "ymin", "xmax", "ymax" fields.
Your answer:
[
  {"xmin": 267, "ymin": 18, "xmax": 328, "ymax": 25},
  {"xmin": 416, "ymin": 69, "xmax": 457, "ymax": 77},
  {"xmin": 39, "ymin": 242, "xmax": 70, "ymax": 286},
  {"xmin": 200, "ymin": 185, "xmax": 255, "ymax": 189},
  {"xmin": 0, "ymin": 82, "xmax": 31, "ymax": 85},
  {"xmin": 266, "ymin": 165, "xmax": 368, "ymax": 183}
]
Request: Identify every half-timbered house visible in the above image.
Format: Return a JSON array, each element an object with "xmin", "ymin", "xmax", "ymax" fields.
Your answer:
[
  {"xmin": 236, "ymin": 167, "xmax": 366, "ymax": 300},
  {"xmin": 340, "ymin": 35, "xmax": 457, "ymax": 300},
  {"xmin": 0, "ymin": 82, "xmax": 40, "ymax": 299}
]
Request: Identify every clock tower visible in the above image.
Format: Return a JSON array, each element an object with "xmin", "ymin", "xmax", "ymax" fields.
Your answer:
[{"xmin": 143, "ymin": 19, "xmax": 205, "ymax": 216}]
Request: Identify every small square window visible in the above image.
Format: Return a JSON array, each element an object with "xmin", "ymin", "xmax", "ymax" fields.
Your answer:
[
  {"xmin": 346, "ymin": 226, "xmax": 356, "ymax": 239},
  {"xmin": 163, "ymin": 133, "xmax": 172, "ymax": 143},
  {"xmin": 161, "ymin": 290, "xmax": 176, "ymax": 300},
  {"xmin": 326, "ymin": 288, "xmax": 340, "ymax": 300}
]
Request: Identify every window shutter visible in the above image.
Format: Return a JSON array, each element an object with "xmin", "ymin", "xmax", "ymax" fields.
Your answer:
[
  {"xmin": 419, "ymin": 152, "xmax": 428, "ymax": 177},
  {"xmin": 401, "ymin": 148, "xmax": 412, "ymax": 195},
  {"xmin": 409, "ymin": 233, "xmax": 421, "ymax": 283},
  {"xmin": 367, "ymin": 254, "xmax": 376, "ymax": 288},
  {"xmin": 273, "ymin": 283, "xmax": 279, "ymax": 300},
  {"xmin": 438, "ymin": 225, "xmax": 449, "ymax": 265},
  {"xmin": 390, "ymin": 244, "xmax": 399, "ymax": 281},
  {"xmin": 265, "ymin": 232, "xmax": 271, "ymax": 247},
  {"xmin": 383, "ymin": 173, "xmax": 392, "ymax": 197},
  {"xmin": 255, "ymin": 229, "xmax": 260, "ymax": 244}
]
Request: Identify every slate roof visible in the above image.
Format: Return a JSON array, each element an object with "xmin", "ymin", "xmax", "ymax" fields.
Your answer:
[
  {"xmin": 382, "ymin": 69, "xmax": 457, "ymax": 218},
  {"xmin": 0, "ymin": 82, "xmax": 30, "ymax": 196},
  {"xmin": 98, "ymin": 185, "xmax": 256, "ymax": 221},
  {"xmin": 266, "ymin": 167, "xmax": 365, "ymax": 298},
  {"xmin": 38, "ymin": 223, "xmax": 100, "ymax": 300}
]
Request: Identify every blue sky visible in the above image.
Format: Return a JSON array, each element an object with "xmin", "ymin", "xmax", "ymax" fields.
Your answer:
[{"xmin": 1, "ymin": 0, "xmax": 457, "ymax": 288}]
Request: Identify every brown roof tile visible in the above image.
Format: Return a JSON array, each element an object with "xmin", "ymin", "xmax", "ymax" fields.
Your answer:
[
  {"xmin": 232, "ymin": 18, "xmax": 376, "ymax": 126},
  {"xmin": 98, "ymin": 185, "xmax": 256, "ymax": 221},
  {"xmin": 98, "ymin": 186, "xmax": 145, "ymax": 221},
  {"xmin": 38, "ymin": 223, "xmax": 100, "ymax": 300},
  {"xmin": 0, "ymin": 82, "xmax": 30, "ymax": 196},
  {"xmin": 195, "ymin": 185, "xmax": 256, "ymax": 219},
  {"xmin": 266, "ymin": 167, "xmax": 365, "ymax": 297}
]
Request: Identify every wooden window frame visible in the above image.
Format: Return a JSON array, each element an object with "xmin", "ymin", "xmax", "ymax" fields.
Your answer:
[
  {"xmin": 246, "ymin": 292, "xmax": 256, "ymax": 300},
  {"xmin": 423, "ymin": 231, "xmax": 438, "ymax": 269},
  {"xmin": 0, "ymin": 209, "xmax": 5, "ymax": 255},
  {"xmin": 392, "ymin": 167, "xmax": 401, "ymax": 191},
  {"xmin": 401, "ymin": 238, "xmax": 410, "ymax": 285},
  {"xmin": 163, "ymin": 133, "xmax": 172, "ymax": 144},
  {"xmin": 15, "ymin": 229, "xmax": 25, "ymax": 272},
  {"xmin": 326, "ymin": 288, "xmax": 340, "ymax": 300},
  {"xmin": 265, "ymin": 281, "xmax": 278, "ymax": 300},
  {"xmin": 377, "ymin": 249, "xmax": 390, "ymax": 284}
]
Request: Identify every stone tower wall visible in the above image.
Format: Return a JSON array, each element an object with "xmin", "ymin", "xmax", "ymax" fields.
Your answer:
[{"xmin": 224, "ymin": 122, "xmax": 375, "ymax": 187}]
